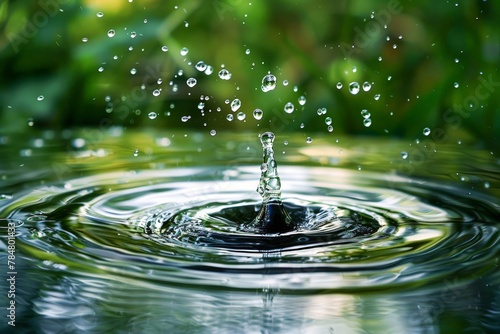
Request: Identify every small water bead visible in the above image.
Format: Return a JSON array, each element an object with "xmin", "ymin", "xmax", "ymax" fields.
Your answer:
[
  {"xmin": 454, "ymin": 82, "xmax": 459, "ymax": 88},
  {"xmin": 195, "ymin": 61, "xmax": 207, "ymax": 72},
  {"xmin": 261, "ymin": 74, "xmax": 277, "ymax": 92},
  {"xmin": 325, "ymin": 117, "xmax": 332, "ymax": 125},
  {"xmin": 245, "ymin": 49, "xmax": 250, "ymax": 55},
  {"xmin": 349, "ymin": 82, "xmax": 360, "ymax": 95},
  {"xmin": 180, "ymin": 47, "xmax": 189, "ymax": 56},
  {"xmin": 96, "ymin": 12, "xmax": 103, "ymax": 18},
  {"xmin": 306, "ymin": 137, "xmax": 313, "ymax": 144},
  {"xmin": 327, "ymin": 125, "xmax": 334, "ymax": 132},
  {"xmin": 152, "ymin": 89, "xmax": 161, "ymax": 96},
  {"xmin": 37, "ymin": 95, "xmax": 44, "ymax": 101},
  {"xmin": 284, "ymin": 102, "xmax": 294, "ymax": 114},
  {"xmin": 283, "ymin": 80, "xmax": 289, "ymax": 86},
  {"xmin": 186, "ymin": 78, "xmax": 197, "ymax": 87},
  {"xmin": 300, "ymin": 123, "xmax": 305, "ymax": 129},
  {"xmin": 363, "ymin": 118, "xmax": 372, "ymax": 127},
  {"xmin": 237, "ymin": 112, "xmax": 246, "ymax": 121},
  {"xmin": 423, "ymin": 127, "xmax": 431, "ymax": 136},
  {"xmin": 181, "ymin": 116, "xmax": 191, "ymax": 122},
  {"xmin": 362, "ymin": 81, "xmax": 371, "ymax": 92},
  {"xmin": 253, "ymin": 108, "xmax": 263, "ymax": 120},
  {"xmin": 98, "ymin": 66, "xmax": 104, "ymax": 72},
  {"xmin": 107, "ymin": 29, "xmax": 115, "ymax": 37},
  {"xmin": 130, "ymin": 68, "xmax": 137, "ymax": 75},
  {"xmin": 360, "ymin": 109, "xmax": 371, "ymax": 119},
  {"xmin": 161, "ymin": 46, "xmax": 168, "ymax": 52},
  {"xmin": 336, "ymin": 82, "xmax": 343, "ymax": 89},
  {"xmin": 374, "ymin": 94, "xmax": 381, "ymax": 100},
  {"xmin": 226, "ymin": 114, "xmax": 234, "ymax": 121},
  {"xmin": 148, "ymin": 112, "xmax": 157, "ymax": 120},
  {"xmin": 82, "ymin": 37, "xmax": 88, "ymax": 43},
  {"xmin": 293, "ymin": 86, "xmax": 298, "ymax": 92},
  {"xmin": 197, "ymin": 102, "xmax": 205, "ymax": 110},
  {"xmin": 133, "ymin": 149, "xmax": 139, "ymax": 157},
  {"xmin": 401, "ymin": 151, "xmax": 408, "ymax": 159},
  {"xmin": 210, "ymin": 130, "xmax": 216, "ymax": 136},
  {"xmin": 130, "ymin": 31, "xmax": 137, "ymax": 38},
  {"xmin": 230, "ymin": 99, "xmax": 241, "ymax": 111},
  {"xmin": 454, "ymin": 58, "xmax": 459, "ymax": 63},
  {"xmin": 298, "ymin": 96, "xmax": 306, "ymax": 105},
  {"xmin": 204, "ymin": 66, "xmax": 214, "ymax": 75},
  {"xmin": 218, "ymin": 69, "xmax": 232, "ymax": 80}
]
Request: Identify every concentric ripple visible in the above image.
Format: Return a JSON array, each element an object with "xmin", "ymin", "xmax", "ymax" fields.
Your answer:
[{"xmin": 4, "ymin": 166, "xmax": 499, "ymax": 292}]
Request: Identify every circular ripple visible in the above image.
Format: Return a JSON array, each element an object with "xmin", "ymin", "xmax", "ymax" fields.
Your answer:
[{"xmin": 3, "ymin": 166, "xmax": 499, "ymax": 292}]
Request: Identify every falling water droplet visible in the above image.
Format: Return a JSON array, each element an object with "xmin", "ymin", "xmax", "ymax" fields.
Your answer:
[
  {"xmin": 218, "ymin": 69, "xmax": 232, "ymax": 80},
  {"xmin": 349, "ymin": 82, "xmax": 360, "ymax": 95},
  {"xmin": 230, "ymin": 99, "xmax": 241, "ymax": 112},
  {"xmin": 82, "ymin": 37, "xmax": 88, "ymax": 43},
  {"xmin": 454, "ymin": 82, "xmax": 459, "ymax": 88},
  {"xmin": 181, "ymin": 116, "xmax": 191, "ymax": 122},
  {"xmin": 130, "ymin": 68, "xmax": 137, "ymax": 75},
  {"xmin": 284, "ymin": 102, "xmax": 294, "ymax": 114},
  {"xmin": 253, "ymin": 109, "xmax": 263, "ymax": 120},
  {"xmin": 362, "ymin": 81, "xmax": 371, "ymax": 91},
  {"xmin": 107, "ymin": 29, "xmax": 115, "ymax": 37},
  {"xmin": 261, "ymin": 74, "xmax": 277, "ymax": 92},
  {"xmin": 186, "ymin": 78, "xmax": 197, "ymax": 87},
  {"xmin": 374, "ymin": 94, "xmax": 381, "ymax": 100}
]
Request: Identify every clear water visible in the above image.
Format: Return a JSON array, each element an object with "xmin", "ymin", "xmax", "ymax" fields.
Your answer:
[{"xmin": 1, "ymin": 130, "xmax": 498, "ymax": 333}]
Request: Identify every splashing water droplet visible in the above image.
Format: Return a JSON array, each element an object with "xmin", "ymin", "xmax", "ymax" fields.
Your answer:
[
  {"xmin": 349, "ymin": 82, "xmax": 360, "ymax": 95},
  {"xmin": 148, "ymin": 112, "xmax": 157, "ymax": 120},
  {"xmin": 362, "ymin": 81, "xmax": 371, "ymax": 92},
  {"xmin": 230, "ymin": 99, "xmax": 241, "ymax": 111},
  {"xmin": 180, "ymin": 47, "xmax": 189, "ymax": 56},
  {"xmin": 253, "ymin": 108, "xmax": 263, "ymax": 120},
  {"xmin": 107, "ymin": 29, "xmax": 115, "ymax": 37},
  {"xmin": 218, "ymin": 69, "xmax": 232, "ymax": 80},
  {"xmin": 361, "ymin": 109, "xmax": 371, "ymax": 119},
  {"xmin": 284, "ymin": 102, "xmax": 294, "ymax": 114},
  {"xmin": 423, "ymin": 127, "xmax": 431, "ymax": 136},
  {"xmin": 186, "ymin": 78, "xmax": 197, "ymax": 87},
  {"xmin": 261, "ymin": 74, "xmax": 277, "ymax": 92}
]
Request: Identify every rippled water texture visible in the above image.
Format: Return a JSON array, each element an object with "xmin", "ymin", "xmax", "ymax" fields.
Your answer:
[{"xmin": 1, "ymin": 130, "xmax": 499, "ymax": 333}]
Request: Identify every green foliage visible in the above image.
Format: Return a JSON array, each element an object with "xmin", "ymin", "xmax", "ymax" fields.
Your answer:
[{"xmin": 0, "ymin": 0, "xmax": 498, "ymax": 148}]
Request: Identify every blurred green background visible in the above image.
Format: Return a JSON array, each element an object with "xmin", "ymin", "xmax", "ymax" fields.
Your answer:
[{"xmin": 0, "ymin": 0, "xmax": 499, "ymax": 148}]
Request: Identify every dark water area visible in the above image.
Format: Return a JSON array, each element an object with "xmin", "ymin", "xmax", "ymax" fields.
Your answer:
[{"xmin": 0, "ymin": 130, "xmax": 498, "ymax": 333}]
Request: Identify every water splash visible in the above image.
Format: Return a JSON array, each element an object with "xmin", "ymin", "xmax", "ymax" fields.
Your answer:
[{"xmin": 251, "ymin": 132, "xmax": 294, "ymax": 233}]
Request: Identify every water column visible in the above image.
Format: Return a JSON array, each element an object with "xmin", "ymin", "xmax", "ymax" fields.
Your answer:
[{"xmin": 251, "ymin": 132, "xmax": 294, "ymax": 233}]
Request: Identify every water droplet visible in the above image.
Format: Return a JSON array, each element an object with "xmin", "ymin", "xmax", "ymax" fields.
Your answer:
[
  {"xmin": 82, "ymin": 37, "xmax": 88, "ymax": 43},
  {"xmin": 336, "ymin": 82, "xmax": 343, "ymax": 89},
  {"xmin": 181, "ymin": 116, "xmax": 191, "ymax": 122},
  {"xmin": 204, "ymin": 65, "xmax": 213, "ymax": 75},
  {"xmin": 298, "ymin": 96, "xmax": 306, "ymax": 105},
  {"xmin": 306, "ymin": 137, "xmax": 313, "ymax": 144},
  {"xmin": 130, "ymin": 68, "xmax": 137, "ymax": 75},
  {"xmin": 325, "ymin": 117, "xmax": 332, "ymax": 125},
  {"xmin": 133, "ymin": 149, "xmax": 139, "ymax": 157},
  {"xmin": 374, "ymin": 94, "xmax": 381, "ymax": 100},
  {"xmin": 230, "ymin": 99, "xmax": 241, "ymax": 111},
  {"xmin": 245, "ymin": 49, "xmax": 250, "ymax": 54},
  {"xmin": 96, "ymin": 12, "xmax": 103, "ymax": 18},
  {"xmin": 293, "ymin": 86, "xmax": 298, "ymax": 92},
  {"xmin": 360, "ymin": 109, "xmax": 371, "ymax": 119},
  {"xmin": 423, "ymin": 127, "xmax": 431, "ymax": 136},
  {"xmin": 186, "ymin": 78, "xmax": 197, "ymax": 87},
  {"xmin": 401, "ymin": 151, "xmax": 408, "ymax": 159},
  {"xmin": 300, "ymin": 123, "xmax": 305, "ymax": 129},
  {"xmin": 130, "ymin": 31, "xmax": 137, "ymax": 38},
  {"xmin": 283, "ymin": 80, "xmax": 289, "ymax": 86},
  {"xmin": 218, "ymin": 69, "xmax": 232, "ymax": 80},
  {"xmin": 198, "ymin": 102, "xmax": 205, "ymax": 110},
  {"xmin": 363, "ymin": 118, "xmax": 372, "ymax": 127},
  {"xmin": 152, "ymin": 89, "xmax": 161, "ymax": 97},
  {"xmin": 327, "ymin": 125, "xmax": 334, "ymax": 132},
  {"xmin": 195, "ymin": 61, "xmax": 207, "ymax": 72},
  {"xmin": 210, "ymin": 130, "xmax": 216, "ymax": 136},
  {"xmin": 226, "ymin": 114, "xmax": 234, "ymax": 121},
  {"xmin": 454, "ymin": 82, "xmax": 459, "ymax": 88},
  {"xmin": 148, "ymin": 112, "xmax": 157, "ymax": 119},
  {"xmin": 98, "ymin": 66, "xmax": 104, "ymax": 72},
  {"xmin": 362, "ymin": 81, "xmax": 371, "ymax": 91},
  {"xmin": 107, "ymin": 29, "xmax": 115, "ymax": 37},
  {"xmin": 284, "ymin": 102, "xmax": 294, "ymax": 114},
  {"xmin": 237, "ymin": 112, "xmax": 246, "ymax": 120},
  {"xmin": 454, "ymin": 58, "xmax": 459, "ymax": 63},
  {"xmin": 37, "ymin": 95, "xmax": 44, "ymax": 101},
  {"xmin": 261, "ymin": 74, "xmax": 277, "ymax": 92},
  {"xmin": 180, "ymin": 47, "xmax": 189, "ymax": 56},
  {"xmin": 161, "ymin": 46, "xmax": 168, "ymax": 52},
  {"xmin": 253, "ymin": 109, "xmax": 263, "ymax": 120},
  {"xmin": 349, "ymin": 82, "xmax": 360, "ymax": 95},
  {"xmin": 27, "ymin": 118, "xmax": 34, "ymax": 126}
]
